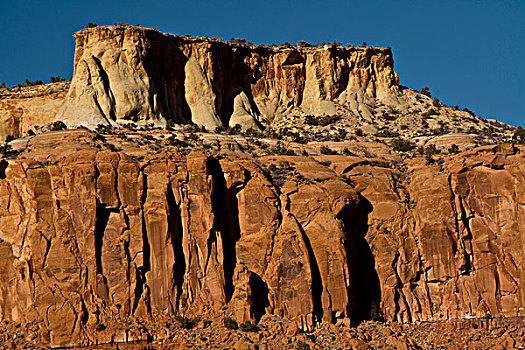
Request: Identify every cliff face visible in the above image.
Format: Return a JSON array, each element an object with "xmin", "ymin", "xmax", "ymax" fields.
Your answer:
[
  {"xmin": 55, "ymin": 26, "xmax": 401, "ymax": 130},
  {"xmin": 0, "ymin": 130, "xmax": 524, "ymax": 347},
  {"xmin": 0, "ymin": 82, "xmax": 69, "ymax": 140}
]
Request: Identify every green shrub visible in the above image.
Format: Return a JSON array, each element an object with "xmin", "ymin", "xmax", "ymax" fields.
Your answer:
[
  {"xmin": 448, "ymin": 144, "xmax": 460, "ymax": 154},
  {"xmin": 295, "ymin": 340, "xmax": 310, "ymax": 350},
  {"xmin": 420, "ymin": 86, "xmax": 431, "ymax": 97},
  {"xmin": 421, "ymin": 108, "xmax": 438, "ymax": 117},
  {"xmin": 271, "ymin": 144, "xmax": 295, "ymax": 156},
  {"xmin": 223, "ymin": 317, "xmax": 238, "ymax": 330},
  {"xmin": 174, "ymin": 315, "xmax": 195, "ymax": 329},
  {"xmin": 305, "ymin": 115, "xmax": 340, "ymax": 127},
  {"xmin": 105, "ymin": 143, "xmax": 119, "ymax": 152},
  {"xmin": 370, "ymin": 302, "xmax": 385, "ymax": 322},
  {"xmin": 320, "ymin": 145, "xmax": 338, "ymax": 155},
  {"xmin": 391, "ymin": 138, "xmax": 414, "ymax": 152},
  {"xmin": 50, "ymin": 121, "xmax": 67, "ymax": 131},
  {"xmin": 239, "ymin": 321, "xmax": 259, "ymax": 332},
  {"xmin": 513, "ymin": 126, "xmax": 525, "ymax": 144}
]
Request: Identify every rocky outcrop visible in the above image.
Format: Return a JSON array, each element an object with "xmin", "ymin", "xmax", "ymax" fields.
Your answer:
[
  {"xmin": 0, "ymin": 82, "xmax": 69, "ymax": 140},
  {"xmin": 339, "ymin": 143, "xmax": 525, "ymax": 323},
  {"xmin": 1, "ymin": 132, "xmax": 524, "ymax": 346},
  {"xmin": 0, "ymin": 147, "xmax": 359, "ymax": 346},
  {"xmin": 54, "ymin": 25, "xmax": 400, "ymax": 130}
]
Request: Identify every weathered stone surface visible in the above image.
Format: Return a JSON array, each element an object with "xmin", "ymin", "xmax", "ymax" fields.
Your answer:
[
  {"xmin": 1, "ymin": 136, "xmax": 524, "ymax": 346},
  {"xmin": 0, "ymin": 82, "xmax": 68, "ymax": 140},
  {"xmin": 54, "ymin": 25, "xmax": 400, "ymax": 130}
]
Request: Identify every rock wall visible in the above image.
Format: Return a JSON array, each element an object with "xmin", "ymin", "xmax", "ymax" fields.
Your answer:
[
  {"xmin": 0, "ymin": 141, "xmax": 524, "ymax": 346},
  {"xmin": 55, "ymin": 25, "xmax": 401, "ymax": 130},
  {"xmin": 0, "ymin": 82, "xmax": 69, "ymax": 140}
]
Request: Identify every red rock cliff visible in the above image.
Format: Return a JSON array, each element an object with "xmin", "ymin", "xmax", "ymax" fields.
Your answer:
[{"xmin": 0, "ymin": 132, "xmax": 524, "ymax": 347}]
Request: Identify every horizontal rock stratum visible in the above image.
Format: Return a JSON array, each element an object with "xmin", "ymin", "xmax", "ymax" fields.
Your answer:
[
  {"xmin": 54, "ymin": 25, "xmax": 401, "ymax": 131},
  {"xmin": 0, "ymin": 129, "xmax": 524, "ymax": 347}
]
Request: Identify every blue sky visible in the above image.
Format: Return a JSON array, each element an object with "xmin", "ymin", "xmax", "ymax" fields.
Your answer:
[{"xmin": 1, "ymin": 0, "xmax": 523, "ymax": 126}]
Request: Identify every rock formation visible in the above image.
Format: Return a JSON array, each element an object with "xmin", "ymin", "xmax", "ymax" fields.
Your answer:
[
  {"xmin": 0, "ymin": 82, "xmax": 69, "ymax": 140},
  {"xmin": 0, "ymin": 129, "xmax": 524, "ymax": 347},
  {"xmin": 54, "ymin": 25, "xmax": 400, "ymax": 130},
  {"xmin": 0, "ymin": 24, "xmax": 524, "ymax": 348}
]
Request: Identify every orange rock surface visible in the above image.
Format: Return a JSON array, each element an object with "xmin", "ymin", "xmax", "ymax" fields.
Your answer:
[{"xmin": 0, "ymin": 131, "xmax": 524, "ymax": 347}]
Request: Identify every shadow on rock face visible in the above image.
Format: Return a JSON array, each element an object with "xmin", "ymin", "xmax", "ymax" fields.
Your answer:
[
  {"xmin": 338, "ymin": 194, "xmax": 381, "ymax": 326},
  {"xmin": 0, "ymin": 160, "xmax": 7, "ymax": 179}
]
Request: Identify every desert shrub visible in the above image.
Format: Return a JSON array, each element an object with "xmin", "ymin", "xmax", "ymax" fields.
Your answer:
[
  {"xmin": 174, "ymin": 315, "xmax": 195, "ymax": 329},
  {"xmin": 239, "ymin": 321, "xmax": 259, "ymax": 332},
  {"xmin": 49, "ymin": 76, "xmax": 65, "ymax": 83},
  {"xmin": 24, "ymin": 79, "xmax": 44, "ymax": 86},
  {"xmin": 87, "ymin": 22, "xmax": 98, "ymax": 28},
  {"xmin": 0, "ymin": 143, "xmax": 13, "ymax": 156},
  {"xmin": 462, "ymin": 107, "xmax": 475, "ymax": 116},
  {"xmin": 271, "ymin": 144, "xmax": 295, "ymax": 156},
  {"xmin": 184, "ymin": 132, "xmax": 199, "ymax": 142},
  {"xmin": 424, "ymin": 144, "xmax": 439, "ymax": 164},
  {"xmin": 425, "ymin": 144, "xmax": 439, "ymax": 155},
  {"xmin": 320, "ymin": 145, "xmax": 338, "ymax": 155},
  {"xmin": 96, "ymin": 124, "xmax": 111, "ymax": 133},
  {"xmin": 370, "ymin": 302, "xmax": 385, "ymax": 322},
  {"xmin": 343, "ymin": 148, "xmax": 356, "ymax": 156},
  {"xmin": 296, "ymin": 40, "xmax": 311, "ymax": 47},
  {"xmin": 245, "ymin": 128, "xmax": 263, "ymax": 138},
  {"xmin": 50, "ymin": 121, "xmax": 67, "ymax": 131},
  {"xmin": 223, "ymin": 317, "xmax": 238, "ymax": 330},
  {"xmin": 360, "ymin": 42, "xmax": 367, "ymax": 47},
  {"xmin": 355, "ymin": 128, "xmax": 364, "ymax": 137},
  {"xmin": 295, "ymin": 340, "xmax": 310, "ymax": 350},
  {"xmin": 448, "ymin": 144, "xmax": 460, "ymax": 154},
  {"xmin": 184, "ymin": 122, "xmax": 205, "ymax": 134},
  {"xmin": 432, "ymin": 97, "xmax": 440, "ymax": 106},
  {"xmin": 291, "ymin": 132, "xmax": 308, "ymax": 144},
  {"xmin": 228, "ymin": 37, "xmax": 253, "ymax": 46},
  {"xmin": 391, "ymin": 138, "xmax": 414, "ymax": 152},
  {"xmin": 333, "ymin": 129, "xmax": 347, "ymax": 141},
  {"xmin": 421, "ymin": 108, "xmax": 438, "ymax": 117},
  {"xmin": 305, "ymin": 114, "xmax": 339, "ymax": 127},
  {"xmin": 513, "ymin": 126, "xmax": 525, "ymax": 144},
  {"xmin": 105, "ymin": 143, "xmax": 119, "ymax": 152},
  {"xmin": 375, "ymin": 130, "xmax": 399, "ymax": 138},
  {"xmin": 95, "ymin": 323, "xmax": 106, "ymax": 331},
  {"xmin": 93, "ymin": 134, "xmax": 106, "ymax": 142},
  {"xmin": 420, "ymin": 86, "xmax": 431, "ymax": 97},
  {"xmin": 482, "ymin": 126, "xmax": 495, "ymax": 136}
]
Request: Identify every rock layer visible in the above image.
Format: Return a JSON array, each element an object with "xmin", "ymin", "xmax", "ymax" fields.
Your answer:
[
  {"xmin": 0, "ymin": 82, "xmax": 69, "ymax": 140},
  {"xmin": 0, "ymin": 135, "xmax": 524, "ymax": 346},
  {"xmin": 54, "ymin": 25, "xmax": 400, "ymax": 130}
]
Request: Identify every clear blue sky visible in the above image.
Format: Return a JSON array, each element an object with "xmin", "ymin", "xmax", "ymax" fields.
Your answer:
[{"xmin": 1, "ymin": 0, "xmax": 523, "ymax": 126}]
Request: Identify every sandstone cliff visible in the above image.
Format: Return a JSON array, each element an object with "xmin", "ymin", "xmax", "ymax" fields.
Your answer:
[
  {"xmin": 54, "ymin": 25, "xmax": 401, "ymax": 130},
  {"xmin": 0, "ymin": 82, "xmax": 69, "ymax": 141},
  {"xmin": 0, "ymin": 130, "xmax": 524, "ymax": 347}
]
